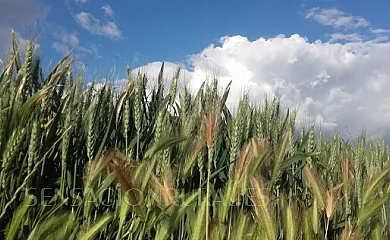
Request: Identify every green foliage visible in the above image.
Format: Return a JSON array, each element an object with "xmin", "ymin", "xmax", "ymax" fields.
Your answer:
[{"xmin": 1, "ymin": 32, "xmax": 390, "ymax": 239}]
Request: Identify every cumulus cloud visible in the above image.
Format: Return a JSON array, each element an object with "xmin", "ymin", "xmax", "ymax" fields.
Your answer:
[
  {"xmin": 136, "ymin": 34, "xmax": 390, "ymax": 139},
  {"xmin": 74, "ymin": 0, "xmax": 88, "ymax": 3},
  {"xmin": 102, "ymin": 5, "xmax": 115, "ymax": 17},
  {"xmin": 305, "ymin": 8, "xmax": 369, "ymax": 29},
  {"xmin": 0, "ymin": 0, "xmax": 49, "ymax": 60},
  {"xmin": 129, "ymin": 62, "xmax": 193, "ymax": 94},
  {"xmin": 74, "ymin": 11, "xmax": 122, "ymax": 39}
]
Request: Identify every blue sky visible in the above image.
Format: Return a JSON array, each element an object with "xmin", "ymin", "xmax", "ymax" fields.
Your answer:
[
  {"xmin": 3, "ymin": 0, "xmax": 389, "ymax": 75},
  {"xmin": 43, "ymin": 0, "xmax": 317, "ymax": 69},
  {"xmin": 2, "ymin": 0, "xmax": 390, "ymax": 138}
]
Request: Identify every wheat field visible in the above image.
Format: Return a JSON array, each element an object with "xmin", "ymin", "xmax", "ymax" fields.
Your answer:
[{"xmin": 1, "ymin": 31, "xmax": 390, "ymax": 239}]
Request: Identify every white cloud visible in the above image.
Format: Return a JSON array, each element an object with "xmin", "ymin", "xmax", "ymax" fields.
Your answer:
[
  {"xmin": 74, "ymin": 11, "xmax": 122, "ymax": 39},
  {"xmin": 61, "ymin": 31, "xmax": 79, "ymax": 46},
  {"xmin": 99, "ymin": 62, "xmax": 194, "ymax": 106},
  {"xmin": 51, "ymin": 42, "xmax": 69, "ymax": 54},
  {"xmin": 74, "ymin": 0, "xmax": 88, "ymax": 3},
  {"xmin": 51, "ymin": 30, "xmax": 79, "ymax": 54},
  {"xmin": 328, "ymin": 33, "xmax": 363, "ymax": 43},
  {"xmin": 131, "ymin": 62, "xmax": 193, "ymax": 93},
  {"xmin": 305, "ymin": 8, "xmax": 369, "ymax": 29},
  {"xmin": 49, "ymin": 26, "xmax": 103, "ymax": 60},
  {"xmin": 102, "ymin": 5, "xmax": 115, "ymax": 17},
  {"xmin": 369, "ymin": 36, "xmax": 390, "ymax": 43},
  {"xmin": 371, "ymin": 28, "xmax": 390, "ymax": 34},
  {"xmin": 137, "ymin": 34, "xmax": 390, "ymax": 139}
]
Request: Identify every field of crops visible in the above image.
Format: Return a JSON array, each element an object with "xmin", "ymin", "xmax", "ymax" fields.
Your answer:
[{"xmin": 1, "ymin": 32, "xmax": 390, "ymax": 239}]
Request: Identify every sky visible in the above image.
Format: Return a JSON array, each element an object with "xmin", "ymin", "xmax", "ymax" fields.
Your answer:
[{"xmin": 1, "ymin": 0, "xmax": 390, "ymax": 140}]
